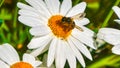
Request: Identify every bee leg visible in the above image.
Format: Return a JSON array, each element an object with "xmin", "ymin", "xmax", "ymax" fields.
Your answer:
[{"xmin": 75, "ymin": 25, "xmax": 83, "ymax": 31}]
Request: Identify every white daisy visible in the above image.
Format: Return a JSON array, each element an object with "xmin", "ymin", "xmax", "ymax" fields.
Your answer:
[
  {"xmin": 0, "ymin": 43, "xmax": 42, "ymax": 68},
  {"xmin": 17, "ymin": 0, "xmax": 96, "ymax": 68},
  {"xmin": 112, "ymin": 6, "xmax": 120, "ymax": 24},
  {"xmin": 97, "ymin": 28, "xmax": 120, "ymax": 55}
]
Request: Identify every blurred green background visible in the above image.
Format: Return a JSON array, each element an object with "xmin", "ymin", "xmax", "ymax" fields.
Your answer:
[{"xmin": 0, "ymin": 0, "xmax": 120, "ymax": 68}]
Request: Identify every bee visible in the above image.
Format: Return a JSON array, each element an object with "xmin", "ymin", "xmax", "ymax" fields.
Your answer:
[{"xmin": 61, "ymin": 13, "xmax": 86, "ymax": 32}]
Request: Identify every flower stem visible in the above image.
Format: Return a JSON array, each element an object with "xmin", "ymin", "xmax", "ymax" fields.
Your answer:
[
  {"xmin": 13, "ymin": 2, "xmax": 19, "ymax": 41},
  {"xmin": 101, "ymin": 0, "xmax": 120, "ymax": 27},
  {"xmin": 0, "ymin": 0, "xmax": 4, "ymax": 7}
]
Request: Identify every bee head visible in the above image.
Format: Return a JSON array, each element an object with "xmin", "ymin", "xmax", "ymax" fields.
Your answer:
[
  {"xmin": 61, "ymin": 17, "xmax": 72, "ymax": 23},
  {"xmin": 61, "ymin": 17, "xmax": 67, "ymax": 22}
]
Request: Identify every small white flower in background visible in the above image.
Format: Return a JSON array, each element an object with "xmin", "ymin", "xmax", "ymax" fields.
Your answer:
[
  {"xmin": 0, "ymin": 43, "xmax": 42, "ymax": 68},
  {"xmin": 97, "ymin": 6, "xmax": 120, "ymax": 55},
  {"xmin": 112, "ymin": 6, "xmax": 120, "ymax": 24},
  {"xmin": 97, "ymin": 28, "xmax": 120, "ymax": 55},
  {"xmin": 17, "ymin": 0, "xmax": 96, "ymax": 68}
]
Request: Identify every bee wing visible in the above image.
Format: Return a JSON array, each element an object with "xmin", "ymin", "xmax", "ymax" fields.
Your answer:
[{"xmin": 71, "ymin": 13, "xmax": 86, "ymax": 20}]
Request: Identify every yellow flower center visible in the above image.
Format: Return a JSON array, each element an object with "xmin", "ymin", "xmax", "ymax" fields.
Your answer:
[
  {"xmin": 10, "ymin": 62, "xmax": 33, "ymax": 68},
  {"xmin": 48, "ymin": 15, "xmax": 75, "ymax": 40}
]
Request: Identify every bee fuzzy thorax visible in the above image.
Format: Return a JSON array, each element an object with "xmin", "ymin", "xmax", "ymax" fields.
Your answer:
[{"xmin": 60, "ymin": 17, "xmax": 75, "ymax": 31}]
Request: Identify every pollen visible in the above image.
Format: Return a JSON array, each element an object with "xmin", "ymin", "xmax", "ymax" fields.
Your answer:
[
  {"xmin": 48, "ymin": 15, "xmax": 74, "ymax": 40},
  {"xmin": 10, "ymin": 62, "xmax": 33, "ymax": 68}
]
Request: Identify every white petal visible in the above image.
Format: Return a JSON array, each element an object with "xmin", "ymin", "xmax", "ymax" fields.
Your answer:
[
  {"xmin": 64, "ymin": 41, "xmax": 76, "ymax": 68},
  {"xmin": 0, "ymin": 60, "xmax": 9, "ymax": 68},
  {"xmin": 47, "ymin": 38, "xmax": 58, "ymax": 67},
  {"xmin": 74, "ymin": 18, "xmax": 90, "ymax": 26},
  {"xmin": 81, "ymin": 26, "xmax": 94, "ymax": 37},
  {"xmin": 60, "ymin": 0, "xmax": 72, "ymax": 16},
  {"xmin": 66, "ymin": 2, "xmax": 86, "ymax": 17},
  {"xmin": 18, "ymin": 9, "xmax": 46, "ymax": 20},
  {"xmin": 45, "ymin": 0, "xmax": 60, "ymax": 15},
  {"xmin": 23, "ymin": 53, "xmax": 35, "ymax": 66},
  {"xmin": 17, "ymin": 2, "xmax": 34, "ymax": 10},
  {"xmin": 30, "ymin": 37, "xmax": 52, "ymax": 57},
  {"xmin": 17, "ymin": 2, "xmax": 47, "ymax": 21},
  {"xmin": 0, "ymin": 43, "xmax": 19, "ymax": 65},
  {"xmin": 39, "ymin": 44, "xmax": 50, "ymax": 55},
  {"xmin": 72, "ymin": 29, "xmax": 96, "ymax": 49},
  {"xmin": 114, "ymin": 19, "xmax": 120, "ymax": 24},
  {"xmin": 55, "ymin": 39, "xmax": 66, "ymax": 68},
  {"xmin": 70, "ymin": 36, "xmax": 92, "ymax": 60},
  {"xmin": 18, "ymin": 16, "xmax": 44, "ymax": 27},
  {"xmin": 23, "ymin": 53, "xmax": 42, "ymax": 67},
  {"xmin": 29, "ymin": 26, "xmax": 50, "ymax": 36},
  {"xmin": 104, "ymin": 35, "xmax": 120, "ymax": 45},
  {"xmin": 98, "ymin": 28, "xmax": 120, "ymax": 35},
  {"xmin": 97, "ymin": 33, "xmax": 104, "ymax": 40},
  {"xmin": 112, "ymin": 45, "xmax": 120, "ymax": 55},
  {"xmin": 73, "ymin": 26, "xmax": 94, "ymax": 37},
  {"xmin": 97, "ymin": 28, "xmax": 120, "ymax": 42},
  {"xmin": 25, "ymin": 0, "xmax": 51, "ymax": 18},
  {"xmin": 67, "ymin": 39, "xmax": 85, "ymax": 67},
  {"xmin": 18, "ymin": 9, "xmax": 39, "ymax": 17},
  {"xmin": 23, "ymin": 53, "xmax": 42, "ymax": 68},
  {"xmin": 28, "ymin": 35, "xmax": 52, "ymax": 49},
  {"xmin": 34, "ymin": 61, "xmax": 42, "ymax": 67},
  {"xmin": 112, "ymin": 6, "xmax": 120, "ymax": 19},
  {"xmin": 73, "ymin": 25, "xmax": 94, "ymax": 37},
  {"xmin": 26, "ymin": 0, "xmax": 46, "ymax": 7}
]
